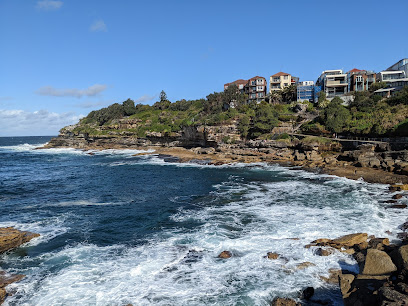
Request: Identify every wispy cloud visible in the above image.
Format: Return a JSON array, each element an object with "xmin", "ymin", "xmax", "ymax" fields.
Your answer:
[
  {"xmin": 36, "ymin": 0, "xmax": 63, "ymax": 11},
  {"xmin": 90, "ymin": 19, "xmax": 107, "ymax": 32},
  {"xmin": 74, "ymin": 100, "xmax": 114, "ymax": 109},
  {"xmin": 36, "ymin": 84, "xmax": 108, "ymax": 98},
  {"xmin": 135, "ymin": 94, "xmax": 157, "ymax": 103},
  {"xmin": 0, "ymin": 109, "xmax": 83, "ymax": 136}
]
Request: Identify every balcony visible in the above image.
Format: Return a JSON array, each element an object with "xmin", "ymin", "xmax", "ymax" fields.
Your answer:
[
  {"xmin": 326, "ymin": 80, "xmax": 348, "ymax": 86},
  {"xmin": 271, "ymin": 78, "xmax": 280, "ymax": 83}
]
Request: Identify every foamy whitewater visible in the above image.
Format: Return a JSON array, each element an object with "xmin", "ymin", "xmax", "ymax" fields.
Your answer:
[{"xmin": 0, "ymin": 136, "xmax": 406, "ymax": 305}]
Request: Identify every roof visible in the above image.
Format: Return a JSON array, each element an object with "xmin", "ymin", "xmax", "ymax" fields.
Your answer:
[
  {"xmin": 224, "ymin": 79, "xmax": 248, "ymax": 87},
  {"xmin": 348, "ymin": 68, "xmax": 363, "ymax": 73},
  {"xmin": 247, "ymin": 76, "xmax": 265, "ymax": 81},
  {"xmin": 271, "ymin": 72, "xmax": 291, "ymax": 77},
  {"xmin": 374, "ymin": 87, "xmax": 395, "ymax": 93}
]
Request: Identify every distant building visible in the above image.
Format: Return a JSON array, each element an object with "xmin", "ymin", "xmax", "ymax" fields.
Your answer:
[
  {"xmin": 269, "ymin": 72, "xmax": 298, "ymax": 92},
  {"xmin": 316, "ymin": 69, "xmax": 348, "ymax": 98},
  {"xmin": 297, "ymin": 82, "xmax": 321, "ymax": 103},
  {"xmin": 244, "ymin": 76, "xmax": 267, "ymax": 103},
  {"xmin": 347, "ymin": 68, "xmax": 376, "ymax": 92},
  {"xmin": 223, "ymin": 79, "xmax": 247, "ymax": 94},
  {"xmin": 223, "ymin": 76, "xmax": 267, "ymax": 104},
  {"xmin": 375, "ymin": 59, "xmax": 408, "ymax": 97}
]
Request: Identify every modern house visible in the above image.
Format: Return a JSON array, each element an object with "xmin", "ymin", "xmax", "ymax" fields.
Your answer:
[
  {"xmin": 296, "ymin": 81, "xmax": 322, "ymax": 103},
  {"xmin": 347, "ymin": 68, "xmax": 376, "ymax": 92},
  {"xmin": 269, "ymin": 72, "xmax": 298, "ymax": 93},
  {"xmin": 223, "ymin": 76, "xmax": 267, "ymax": 104},
  {"xmin": 375, "ymin": 59, "xmax": 408, "ymax": 97},
  {"xmin": 316, "ymin": 69, "xmax": 348, "ymax": 98},
  {"xmin": 244, "ymin": 76, "xmax": 267, "ymax": 103}
]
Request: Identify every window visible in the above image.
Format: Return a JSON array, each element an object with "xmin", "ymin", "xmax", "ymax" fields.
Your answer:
[
  {"xmin": 284, "ymin": 83, "xmax": 288, "ymax": 86},
  {"xmin": 284, "ymin": 75, "xmax": 288, "ymax": 80},
  {"xmin": 257, "ymin": 86, "xmax": 264, "ymax": 91}
]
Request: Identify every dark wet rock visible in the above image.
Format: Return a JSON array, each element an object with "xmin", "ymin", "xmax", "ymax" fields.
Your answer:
[
  {"xmin": 361, "ymin": 249, "xmax": 397, "ymax": 275},
  {"xmin": 396, "ymin": 282, "xmax": 408, "ymax": 294},
  {"xmin": 343, "ymin": 278, "xmax": 385, "ymax": 306},
  {"xmin": 392, "ymin": 193, "xmax": 404, "ymax": 199},
  {"xmin": 399, "ymin": 221, "xmax": 408, "ymax": 231},
  {"xmin": 270, "ymin": 297, "xmax": 300, "ymax": 306},
  {"xmin": 267, "ymin": 252, "xmax": 279, "ymax": 260},
  {"xmin": 384, "ymin": 200, "xmax": 398, "ymax": 204},
  {"xmin": 397, "ymin": 232, "xmax": 408, "ymax": 242},
  {"xmin": 320, "ymin": 269, "xmax": 342, "ymax": 284},
  {"xmin": 218, "ymin": 251, "xmax": 232, "ymax": 259},
  {"xmin": 354, "ymin": 241, "xmax": 369, "ymax": 252},
  {"xmin": 388, "ymin": 204, "xmax": 407, "ymax": 209},
  {"xmin": 301, "ymin": 287, "xmax": 314, "ymax": 300}
]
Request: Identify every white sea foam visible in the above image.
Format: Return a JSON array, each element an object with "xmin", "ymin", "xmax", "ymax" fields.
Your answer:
[{"xmin": 4, "ymin": 166, "xmax": 406, "ymax": 305}]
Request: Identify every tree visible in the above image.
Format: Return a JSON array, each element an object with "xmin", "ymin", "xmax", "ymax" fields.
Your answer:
[
  {"xmin": 250, "ymin": 103, "xmax": 279, "ymax": 138},
  {"xmin": 322, "ymin": 98, "xmax": 351, "ymax": 133},
  {"xmin": 317, "ymin": 91, "xmax": 329, "ymax": 108},
  {"xmin": 281, "ymin": 85, "xmax": 297, "ymax": 103},
  {"xmin": 269, "ymin": 91, "xmax": 283, "ymax": 104},
  {"xmin": 122, "ymin": 99, "xmax": 136, "ymax": 116},
  {"xmin": 369, "ymin": 82, "xmax": 388, "ymax": 92},
  {"xmin": 223, "ymin": 84, "xmax": 247, "ymax": 109},
  {"xmin": 237, "ymin": 114, "xmax": 250, "ymax": 139},
  {"xmin": 160, "ymin": 90, "xmax": 168, "ymax": 103}
]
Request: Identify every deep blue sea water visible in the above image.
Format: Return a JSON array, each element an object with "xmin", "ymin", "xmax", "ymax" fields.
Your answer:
[{"xmin": 0, "ymin": 136, "xmax": 406, "ymax": 305}]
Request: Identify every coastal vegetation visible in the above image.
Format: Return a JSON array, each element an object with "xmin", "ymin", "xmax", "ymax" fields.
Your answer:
[{"xmin": 69, "ymin": 85, "xmax": 408, "ymax": 140}]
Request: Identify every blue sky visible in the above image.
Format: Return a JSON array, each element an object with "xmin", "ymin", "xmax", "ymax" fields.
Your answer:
[{"xmin": 0, "ymin": 0, "xmax": 407, "ymax": 136}]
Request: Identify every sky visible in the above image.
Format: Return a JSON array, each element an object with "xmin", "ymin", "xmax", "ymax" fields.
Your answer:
[{"xmin": 0, "ymin": 0, "xmax": 407, "ymax": 136}]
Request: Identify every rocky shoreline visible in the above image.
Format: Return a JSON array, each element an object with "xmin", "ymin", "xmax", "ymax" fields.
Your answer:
[{"xmin": 0, "ymin": 227, "xmax": 39, "ymax": 304}]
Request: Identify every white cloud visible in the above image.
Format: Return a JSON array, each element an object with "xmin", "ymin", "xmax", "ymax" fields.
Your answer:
[
  {"xmin": 135, "ymin": 94, "xmax": 157, "ymax": 103},
  {"xmin": 90, "ymin": 19, "xmax": 107, "ymax": 32},
  {"xmin": 0, "ymin": 109, "xmax": 83, "ymax": 136},
  {"xmin": 36, "ymin": 0, "xmax": 63, "ymax": 11},
  {"xmin": 36, "ymin": 84, "xmax": 108, "ymax": 98}
]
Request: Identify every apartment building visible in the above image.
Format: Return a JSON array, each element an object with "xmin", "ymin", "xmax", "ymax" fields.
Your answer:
[
  {"xmin": 269, "ymin": 72, "xmax": 298, "ymax": 93},
  {"xmin": 375, "ymin": 59, "xmax": 408, "ymax": 97},
  {"xmin": 244, "ymin": 76, "xmax": 267, "ymax": 103},
  {"xmin": 347, "ymin": 68, "xmax": 376, "ymax": 92},
  {"xmin": 316, "ymin": 69, "xmax": 348, "ymax": 98},
  {"xmin": 223, "ymin": 79, "xmax": 247, "ymax": 94},
  {"xmin": 296, "ymin": 81, "xmax": 322, "ymax": 103}
]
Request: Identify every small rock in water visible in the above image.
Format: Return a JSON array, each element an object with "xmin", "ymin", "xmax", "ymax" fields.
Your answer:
[
  {"xmin": 388, "ymin": 204, "xmax": 407, "ymax": 209},
  {"xmin": 301, "ymin": 287, "xmax": 314, "ymax": 300},
  {"xmin": 270, "ymin": 297, "xmax": 300, "ymax": 306},
  {"xmin": 392, "ymin": 193, "xmax": 404, "ymax": 199},
  {"xmin": 218, "ymin": 251, "xmax": 232, "ymax": 259},
  {"xmin": 315, "ymin": 247, "xmax": 335, "ymax": 256},
  {"xmin": 296, "ymin": 262, "xmax": 316, "ymax": 270},
  {"xmin": 267, "ymin": 252, "xmax": 279, "ymax": 259}
]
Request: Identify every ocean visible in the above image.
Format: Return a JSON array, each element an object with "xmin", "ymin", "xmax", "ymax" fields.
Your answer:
[{"xmin": 0, "ymin": 136, "xmax": 406, "ymax": 305}]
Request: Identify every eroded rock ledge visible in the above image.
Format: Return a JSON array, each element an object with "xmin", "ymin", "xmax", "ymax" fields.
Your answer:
[{"xmin": 0, "ymin": 227, "xmax": 39, "ymax": 304}]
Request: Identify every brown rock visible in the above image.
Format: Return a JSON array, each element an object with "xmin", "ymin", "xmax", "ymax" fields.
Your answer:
[
  {"xmin": 0, "ymin": 274, "xmax": 25, "ymax": 288},
  {"xmin": 355, "ymin": 274, "xmax": 389, "ymax": 280},
  {"xmin": 392, "ymin": 193, "xmax": 404, "ymax": 199},
  {"xmin": 389, "ymin": 184, "xmax": 408, "ymax": 191},
  {"xmin": 0, "ymin": 227, "xmax": 40, "ymax": 254},
  {"xmin": 0, "ymin": 288, "xmax": 6, "ymax": 305},
  {"xmin": 311, "ymin": 238, "xmax": 331, "ymax": 244},
  {"xmin": 320, "ymin": 269, "xmax": 342, "ymax": 284},
  {"xmin": 355, "ymin": 241, "xmax": 369, "ymax": 252},
  {"xmin": 218, "ymin": 251, "xmax": 232, "ymax": 259},
  {"xmin": 271, "ymin": 297, "xmax": 300, "ymax": 306},
  {"xmin": 397, "ymin": 245, "xmax": 408, "ymax": 270},
  {"xmin": 379, "ymin": 286, "xmax": 408, "ymax": 303},
  {"xmin": 267, "ymin": 252, "xmax": 279, "ymax": 260},
  {"xmin": 296, "ymin": 262, "xmax": 316, "ymax": 270},
  {"xmin": 315, "ymin": 247, "xmax": 335, "ymax": 256},
  {"xmin": 361, "ymin": 249, "xmax": 397, "ymax": 275},
  {"xmin": 339, "ymin": 274, "xmax": 355, "ymax": 297},
  {"xmin": 341, "ymin": 248, "xmax": 355, "ymax": 255},
  {"xmin": 332, "ymin": 233, "xmax": 368, "ymax": 247}
]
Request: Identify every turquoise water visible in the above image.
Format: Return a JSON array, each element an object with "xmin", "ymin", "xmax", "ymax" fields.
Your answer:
[{"xmin": 0, "ymin": 136, "xmax": 406, "ymax": 305}]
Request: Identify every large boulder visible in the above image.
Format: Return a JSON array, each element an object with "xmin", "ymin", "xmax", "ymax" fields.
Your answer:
[
  {"xmin": 271, "ymin": 297, "xmax": 300, "ymax": 306},
  {"xmin": 332, "ymin": 233, "xmax": 368, "ymax": 247},
  {"xmin": 0, "ymin": 227, "xmax": 40, "ymax": 254},
  {"xmin": 361, "ymin": 249, "xmax": 397, "ymax": 275},
  {"xmin": 339, "ymin": 274, "xmax": 355, "ymax": 297},
  {"xmin": 397, "ymin": 245, "xmax": 408, "ymax": 270}
]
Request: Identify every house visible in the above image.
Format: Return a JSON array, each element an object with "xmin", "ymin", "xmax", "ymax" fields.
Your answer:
[
  {"xmin": 316, "ymin": 69, "xmax": 348, "ymax": 98},
  {"xmin": 296, "ymin": 81, "xmax": 322, "ymax": 103},
  {"xmin": 223, "ymin": 79, "xmax": 247, "ymax": 94},
  {"xmin": 374, "ymin": 59, "xmax": 408, "ymax": 97},
  {"xmin": 347, "ymin": 68, "xmax": 376, "ymax": 92},
  {"xmin": 269, "ymin": 72, "xmax": 298, "ymax": 92},
  {"xmin": 244, "ymin": 76, "xmax": 267, "ymax": 103}
]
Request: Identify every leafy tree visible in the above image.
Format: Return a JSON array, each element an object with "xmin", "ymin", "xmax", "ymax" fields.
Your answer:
[
  {"xmin": 322, "ymin": 98, "xmax": 351, "ymax": 133},
  {"xmin": 269, "ymin": 91, "xmax": 283, "ymax": 104},
  {"xmin": 160, "ymin": 90, "xmax": 168, "ymax": 103},
  {"xmin": 370, "ymin": 81, "xmax": 388, "ymax": 92},
  {"xmin": 237, "ymin": 114, "xmax": 250, "ymax": 139},
  {"xmin": 122, "ymin": 99, "xmax": 136, "ymax": 116},
  {"xmin": 388, "ymin": 86, "xmax": 408, "ymax": 105},
  {"xmin": 250, "ymin": 103, "xmax": 279, "ymax": 138},
  {"xmin": 223, "ymin": 84, "xmax": 247, "ymax": 109},
  {"xmin": 281, "ymin": 85, "xmax": 297, "ymax": 103},
  {"xmin": 317, "ymin": 91, "xmax": 329, "ymax": 108}
]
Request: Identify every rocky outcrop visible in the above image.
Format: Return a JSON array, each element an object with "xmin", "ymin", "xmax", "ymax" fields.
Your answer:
[
  {"xmin": 0, "ymin": 227, "xmax": 39, "ymax": 304},
  {"xmin": 0, "ymin": 227, "xmax": 39, "ymax": 254},
  {"xmin": 217, "ymin": 251, "xmax": 232, "ymax": 259},
  {"xmin": 270, "ymin": 297, "xmax": 300, "ymax": 306},
  {"xmin": 361, "ymin": 249, "xmax": 397, "ymax": 275}
]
